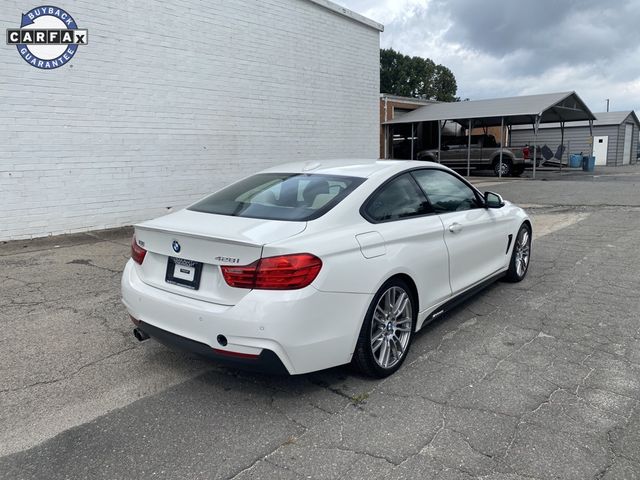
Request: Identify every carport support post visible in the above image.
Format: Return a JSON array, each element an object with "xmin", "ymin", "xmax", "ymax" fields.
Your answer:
[
  {"xmin": 588, "ymin": 119, "xmax": 594, "ymax": 158},
  {"xmin": 437, "ymin": 120, "xmax": 441, "ymax": 163},
  {"xmin": 411, "ymin": 123, "xmax": 415, "ymax": 160},
  {"xmin": 499, "ymin": 116, "xmax": 504, "ymax": 178},
  {"xmin": 384, "ymin": 124, "xmax": 388, "ymax": 159},
  {"xmin": 467, "ymin": 119, "xmax": 472, "ymax": 177},
  {"xmin": 559, "ymin": 121, "xmax": 565, "ymax": 175},
  {"xmin": 533, "ymin": 116, "xmax": 540, "ymax": 179}
]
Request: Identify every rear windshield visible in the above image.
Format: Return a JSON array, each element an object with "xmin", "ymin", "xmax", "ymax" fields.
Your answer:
[{"xmin": 188, "ymin": 173, "xmax": 365, "ymax": 221}]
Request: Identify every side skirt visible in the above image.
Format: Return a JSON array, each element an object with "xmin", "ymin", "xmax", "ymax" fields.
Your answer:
[{"xmin": 420, "ymin": 270, "xmax": 507, "ymax": 328}]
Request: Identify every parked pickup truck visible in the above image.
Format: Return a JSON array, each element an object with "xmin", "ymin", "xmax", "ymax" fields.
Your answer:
[{"xmin": 416, "ymin": 134, "xmax": 541, "ymax": 177}]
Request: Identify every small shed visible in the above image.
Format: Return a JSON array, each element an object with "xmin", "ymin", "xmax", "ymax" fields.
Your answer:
[{"xmin": 511, "ymin": 111, "xmax": 640, "ymax": 166}]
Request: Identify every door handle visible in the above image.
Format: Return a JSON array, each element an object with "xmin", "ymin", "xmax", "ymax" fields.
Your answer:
[{"xmin": 448, "ymin": 222, "xmax": 463, "ymax": 234}]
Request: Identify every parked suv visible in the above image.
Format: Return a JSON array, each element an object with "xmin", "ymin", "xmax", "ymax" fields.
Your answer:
[{"xmin": 416, "ymin": 134, "xmax": 539, "ymax": 177}]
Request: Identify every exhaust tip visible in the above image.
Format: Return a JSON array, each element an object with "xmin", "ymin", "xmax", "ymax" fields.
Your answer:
[
  {"xmin": 216, "ymin": 334, "xmax": 228, "ymax": 347},
  {"xmin": 133, "ymin": 328, "xmax": 150, "ymax": 342}
]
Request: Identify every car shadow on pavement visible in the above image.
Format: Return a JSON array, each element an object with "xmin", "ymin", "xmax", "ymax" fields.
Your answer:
[{"xmin": 183, "ymin": 279, "xmax": 504, "ymax": 405}]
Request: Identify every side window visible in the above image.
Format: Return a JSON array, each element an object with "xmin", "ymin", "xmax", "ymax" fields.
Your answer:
[
  {"xmin": 364, "ymin": 173, "xmax": 432, "ymax": 222},
  {"xmin": 411, "ymin": 169, "xmax": 482, "ymax": 214}
]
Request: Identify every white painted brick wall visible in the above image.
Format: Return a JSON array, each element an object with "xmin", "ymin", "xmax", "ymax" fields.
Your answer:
[{"xmin": 0, "ymin": 0, "xmax": 380, "ymax": 240}]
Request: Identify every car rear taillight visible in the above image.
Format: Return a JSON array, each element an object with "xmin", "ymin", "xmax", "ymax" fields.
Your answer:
[
  {"xmin": 255, "ymin": 254, "xmax": 322, "ymax": 289},
  {"xmin": 522, "ymin": 147, "xmax": 530, "ymax": 159},
  {"xmin": 220, "ymin": 263, "xmax": 258, "ymax": 289},
  {"xmin": 221, "ymin": 253, "xmax": 322, "ymax": 290},
  {"xmin": 131, "ymin": 235, "xmax": 147, "ymax": 265}
]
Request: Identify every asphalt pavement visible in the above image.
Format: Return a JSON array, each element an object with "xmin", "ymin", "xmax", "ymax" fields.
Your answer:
[{"xmin": 1, "ymin": 164, "xmax": 640, "ymax": 479}]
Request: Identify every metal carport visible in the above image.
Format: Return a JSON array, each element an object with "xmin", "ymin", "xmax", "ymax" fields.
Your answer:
[{"xmin": 383, "ymin": 91, "xmax": 596, "ymax": 178}]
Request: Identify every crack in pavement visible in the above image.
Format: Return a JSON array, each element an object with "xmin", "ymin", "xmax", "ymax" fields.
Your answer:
[
  {"xmin": 0, "ymin": 346, "xmax": 137, "ymax": 394},
  {"xmin": 66, "ymin": 258, "xmax": 122, "ymax": 274}
]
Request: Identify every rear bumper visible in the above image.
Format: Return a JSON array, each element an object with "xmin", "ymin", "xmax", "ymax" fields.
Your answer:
[
  {"xmin": 121, "ymin": 260, "xmax": 372, "ymax": 375},
  {"xmin": 135, "ymin": 321, "xmax": 289, "ymax": 374}
]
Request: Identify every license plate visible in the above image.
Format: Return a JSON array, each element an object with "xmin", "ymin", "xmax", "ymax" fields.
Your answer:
[{"xmin": 165, "ymin": 257, "xmax": 203, "ymax": 290}]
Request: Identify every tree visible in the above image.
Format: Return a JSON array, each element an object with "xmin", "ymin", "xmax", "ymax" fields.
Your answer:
[{"xmin": 380, "ymin": 48, "xmax": 457, "ymax": 102}]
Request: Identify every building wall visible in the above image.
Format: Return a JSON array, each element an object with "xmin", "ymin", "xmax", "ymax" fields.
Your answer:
[
  {"xmin": 470, "ymin": 126, "xmax": 505, "ymax": 145},
  {"xmin": 379, "ymin": 96, "xmax": 436, "ymax": 158},
  {"xmin": 510, "ymin": 125, "xmax": 628, "ymax": 166},
  {"xmin": 631, "ymin": 124, "xmax": 638, "ymax": 165},
  {"xmin": 615, "ymin": 114, "xmax": 638, "ymax": 165},
  {"xmin": 1, "ymin": 0, "xmax": 380, "ymax": 240},
  {"xmin": 615, "ymin": 123, "xmax": 625, "ymax": 165}
]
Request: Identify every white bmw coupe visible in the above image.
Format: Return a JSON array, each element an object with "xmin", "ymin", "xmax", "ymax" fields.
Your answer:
[{"xmin": 122, "ymin": 160, "xmax": 531, "ymax": 377}]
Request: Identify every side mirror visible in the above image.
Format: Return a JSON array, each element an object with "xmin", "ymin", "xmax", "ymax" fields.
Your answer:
[{"xmin": 484, "ymin": 191, "xmax": 505, "ymax": 208}]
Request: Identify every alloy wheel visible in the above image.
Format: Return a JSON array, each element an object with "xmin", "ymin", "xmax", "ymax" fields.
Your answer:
[
  {"xmin": 370, "ymin": 286, "xmax": 412, "ymax": 369},
  {"xmin": 495, "ymin": 161, "xmax": 511, "ymax": 176},
  {"xmin": 515, "ymin": 229, "xmax": 530, "ymax": 277}
]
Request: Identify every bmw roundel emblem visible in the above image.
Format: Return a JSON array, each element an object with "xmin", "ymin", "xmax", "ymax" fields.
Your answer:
[{"xmin": 172, "ymin": 240, "xmax": 181, "ymax": 253}]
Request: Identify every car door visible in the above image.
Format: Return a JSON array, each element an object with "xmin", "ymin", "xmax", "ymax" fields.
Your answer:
[
  {"xmin": 362, "ymin": 173, "xmax": 452, "ymax": 313},
  {"xmin": 465, "ymin": 139, "xmax": 483, "ymax": 168},
  {"xmin": 442, "ymin": 138, "xmax": 478, "ymax": 169},
  {"xmin": 440, "ymin": 140, "xmax": 464, "ymax": 168},
  {"xmin": 411, "ymin": 168, "xmax": 511, "ymax": 294}
]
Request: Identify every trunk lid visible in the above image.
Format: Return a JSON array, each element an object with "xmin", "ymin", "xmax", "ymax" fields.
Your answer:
[{"xmin": 134, "ymin": 209, "xmax": 306, "ymax": 305}]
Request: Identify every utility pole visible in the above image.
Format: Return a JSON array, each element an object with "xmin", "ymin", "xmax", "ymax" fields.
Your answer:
[{"xmin": 606, "ymin": 99, "xmax": 610, "ymax": 112}]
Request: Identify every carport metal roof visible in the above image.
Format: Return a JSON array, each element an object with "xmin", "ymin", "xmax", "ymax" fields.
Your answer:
[
  {"xmin": 383, "ymin": 91, "xmax": 595, "ymax": 127},
  {"xmin": 511, "ymin": 110, "xmax": 639, "ymax": 130},
  {"xmin": 382, "ymin": 91, "xmax": 597, "ymax": 179}
]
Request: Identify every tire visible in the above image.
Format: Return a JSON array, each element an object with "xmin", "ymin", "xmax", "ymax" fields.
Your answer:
[
  {"xmin": 352, "ymin": 278, "xmax": 416, "ymax": 378},
  {"xmin": 493, "ymin": 157, "xmax": 513, "ymax": 177},
  {"xmin": 504, "ymin": 224, "xmax": 532, "ymax": 282}
]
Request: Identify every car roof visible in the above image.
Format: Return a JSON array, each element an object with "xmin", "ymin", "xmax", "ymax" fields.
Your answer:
[{"xmin": 258, "ymin": 159, "xmax": 444, "ymax": 178}]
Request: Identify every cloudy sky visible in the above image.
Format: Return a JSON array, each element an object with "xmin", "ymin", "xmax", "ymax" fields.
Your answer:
[{"xmin": 340, "ymin": 0, "xmax": 640, "ymax": 112}]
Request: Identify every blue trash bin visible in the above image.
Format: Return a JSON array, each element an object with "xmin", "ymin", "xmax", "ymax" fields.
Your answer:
[
  {"xmin": 582, "ymin": 156, "xmax": 595, "ymax": 172},
  {"xmin": 569, "ymin": 154, "xmax": 582, "ymax": 168}
]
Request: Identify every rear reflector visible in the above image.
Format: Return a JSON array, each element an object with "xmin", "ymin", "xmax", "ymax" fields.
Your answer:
[
  {"xmin": 221, "ymin": 253, "xmax": 322, "ymax": 290},
  {"xmin": 131, "ymin": 235, "xmax": 147, "ymax": 265},
  {"xmin": 212, "ymin": 348, "xmax": 259, "ymax": 359}
]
